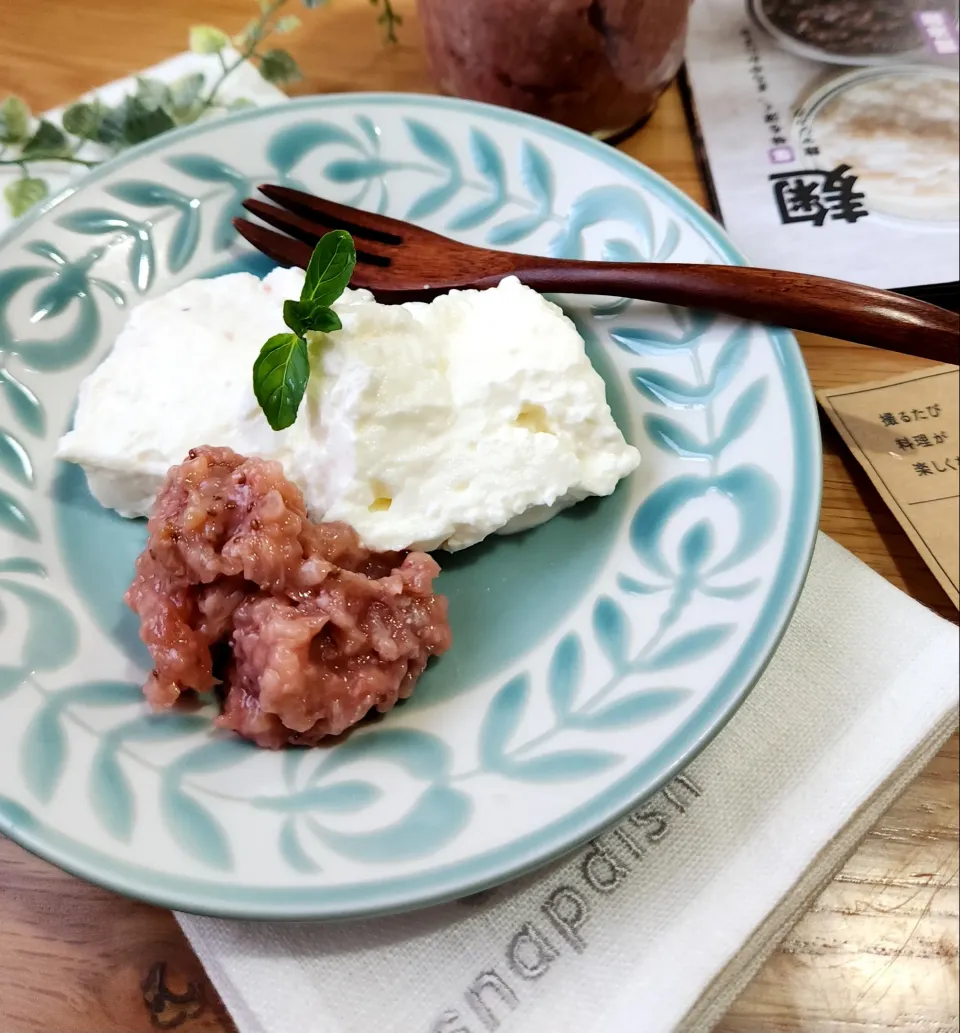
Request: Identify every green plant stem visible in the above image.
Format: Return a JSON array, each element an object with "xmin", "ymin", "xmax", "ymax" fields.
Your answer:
[
  {"xmin": 0, "ymin": 156, "xmax": 100, "ymax": 168},
  {"xmin": 376, "ymin": 0, "xmax": 402, "ymax": 42},
  {"xmin": 198, "ymin": 0, "xmax": 290, "ymax": 114}
]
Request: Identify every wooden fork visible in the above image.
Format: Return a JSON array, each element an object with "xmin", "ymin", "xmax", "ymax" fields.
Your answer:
[{"xmin": 235, "ymin": 185, "xmax": 960, "ymax": 365}]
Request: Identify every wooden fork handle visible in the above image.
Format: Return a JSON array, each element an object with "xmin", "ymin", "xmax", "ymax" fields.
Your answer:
[{"xmin": 511, "ymin": 261, "xmax": 960, "ymax": 365}]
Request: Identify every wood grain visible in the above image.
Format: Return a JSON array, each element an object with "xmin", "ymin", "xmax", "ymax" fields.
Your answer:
[{"xmin": 0, "ymin": 2, "xmax": 956, "ymax": 1031}]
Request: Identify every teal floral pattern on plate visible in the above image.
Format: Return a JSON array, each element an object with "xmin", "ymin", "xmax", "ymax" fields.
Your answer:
[{"xmin": 0, "ymin": 94, "xmax": 820, "ymax": 920}]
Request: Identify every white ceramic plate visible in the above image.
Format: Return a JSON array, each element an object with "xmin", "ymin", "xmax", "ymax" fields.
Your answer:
[{"xmin": 0, "ymin": 94, "xmax": 820, "ymax": 919}]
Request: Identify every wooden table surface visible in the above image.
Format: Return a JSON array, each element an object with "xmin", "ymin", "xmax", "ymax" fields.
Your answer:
[{"xmin": 1, "ymin": 2, "xmax": 957, "ymax": 1031}]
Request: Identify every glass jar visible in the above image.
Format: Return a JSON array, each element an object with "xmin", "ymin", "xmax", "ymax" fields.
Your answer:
[{"xmin": 416, "ymin": 0, "xmax": 693, "ymax": 139}]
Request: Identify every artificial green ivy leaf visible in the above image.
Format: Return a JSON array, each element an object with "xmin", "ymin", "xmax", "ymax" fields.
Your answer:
[
  {"xmin": 121, "ymin": 98, "xmax": 177, "ymax": 145},
  {"xmin": 189, "ymin": 25, "xmax": 231, "ymax": 54},
  {"xmin": 0, "ymin": 96, "xmax": 31, "ymax": 143},
  {"xmin": 20, "ymin": 120, "xmax": 71, "ymax": 159},
  {"xmin": 61, "ymin": 100, "xmax": 107, "ymax": 140},
  {"xmin": 4, "ymin": 177, "xmax": 49, "ymax": 218},
  {"xmin": 135, "ymin": 77, "xmax": 173, "ymax": 112},
  {"xmin": 258, "ymin": 49, "xmax": 303, "ymax": 86},
  {"xmin": 169, "ymin": 72, "xmax": 206, "ymax": 116},
  {"xmin": 93, "ymin": 105, "xmax": 127, "ymax": 146}
]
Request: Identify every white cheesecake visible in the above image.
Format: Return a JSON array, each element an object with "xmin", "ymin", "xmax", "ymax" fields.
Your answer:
[{"xmin": 57, "ymin": 268, "xmax": 639, "ymax": 552}]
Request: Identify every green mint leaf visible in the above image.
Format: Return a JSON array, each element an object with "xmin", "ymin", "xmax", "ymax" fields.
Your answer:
[
  {"xmin": 301, "ymin": 230, "xmax": 357, "ymax": 306},
  {"xmin": 258, "ymin": 49, "xmax": 303, "ymax": 86},
  {"xmin": 189, "ymin": 25, "xmax": 231, "ymax": 54},
  {"xmin": 135, "ymin": 77, "xmax": 173, "ymax": 112},
  {"xmin": 253, "ymin": 332, "xmax": 310, "ymax": 432},
  {"xmin": 0, "ymin": 96, "xmax": 31, "ymax": 143},
  {"xmin": 4, "ymin": 177, "xmax": 48, "ymax": 217},
  {"xmin": 169, "ymin": 72, "xmax": 206, "ymax": 113},
  {"xmin": 121, "ymin": 97, "xmax": 176, "ymax": 145},
  {"xmin": 20, "ymin": 120, "xmax": 70, "ymax": 159},
  {"xmin": 61, "ymin": 100, "xmax": 107, "ymax": 140},
  {"xmin": 301, "ymin": 0, "xmax": 332, "ymax": 8},
  {"xmin": 282, "ymin": 299, "xmax": 343, "ymax": 338},
  {"xmin": 275, "ymin": 15, "xmax": 302, "ymax": 32}
]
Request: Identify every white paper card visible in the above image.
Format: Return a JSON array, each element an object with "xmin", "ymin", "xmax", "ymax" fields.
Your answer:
[{"xmin": 685, "ymin": 0, "xmax": 959, "ymax": 289}]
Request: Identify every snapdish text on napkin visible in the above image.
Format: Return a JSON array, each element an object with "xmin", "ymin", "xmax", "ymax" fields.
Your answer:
[{"xmin": 433, "ymin": 774, "xmax": 703, "ymax": 1031}]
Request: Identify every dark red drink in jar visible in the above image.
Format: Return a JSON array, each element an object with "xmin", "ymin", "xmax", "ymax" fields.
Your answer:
[{"xmin": 417, "ymin": 0, "xmax": 693, "ymax": 138}]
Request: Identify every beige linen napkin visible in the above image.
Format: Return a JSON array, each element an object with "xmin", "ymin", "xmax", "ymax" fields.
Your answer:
[{"xmin": 177, "ymin": 534, "xmax": 959, "ymax": 1033}]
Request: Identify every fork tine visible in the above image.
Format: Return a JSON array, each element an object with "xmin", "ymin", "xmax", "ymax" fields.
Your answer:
[
  {"xmin": 242, "ymin": 199, "xmax": 395, "ymax": 263},
  {"xmin": 233, "ymin": 218, "xmax": 314, "ymax": 270},
  {"xmin": 258, "ymin": 184, "xmax": 407, "ymax": 244}
]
